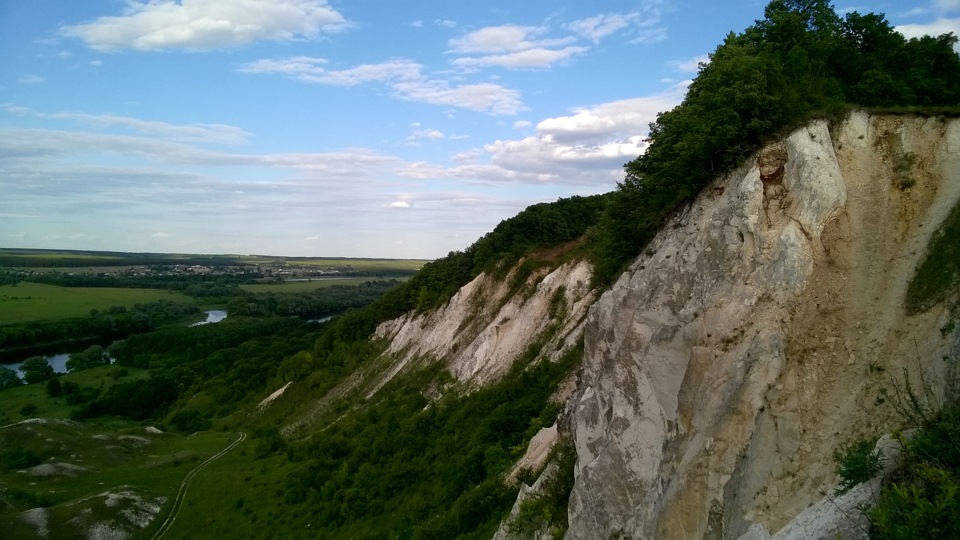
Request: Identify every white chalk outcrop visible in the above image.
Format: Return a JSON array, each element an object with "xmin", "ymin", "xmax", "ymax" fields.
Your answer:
[
  {"xmin": 374, "ymin": 259, "xmax": 596, "ymax": 388},
  {"xmin": 565, "ymin": 112, "xmax": 960, "ymax": 539}
]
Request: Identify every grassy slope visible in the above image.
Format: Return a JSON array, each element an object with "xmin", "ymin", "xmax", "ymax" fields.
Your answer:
[{"xmin": 0, "ymin": 283, "xmax": 194, "ymax": 324}]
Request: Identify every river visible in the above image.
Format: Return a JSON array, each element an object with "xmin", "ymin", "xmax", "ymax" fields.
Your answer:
[{"xmin": 3, "ymin": 310, "xmax": 228, "ymax": 379}]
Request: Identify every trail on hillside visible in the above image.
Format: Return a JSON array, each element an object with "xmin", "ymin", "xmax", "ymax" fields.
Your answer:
[{"xmin": 150, "ymin": 432, "xmax": 246, "ymax": 540}]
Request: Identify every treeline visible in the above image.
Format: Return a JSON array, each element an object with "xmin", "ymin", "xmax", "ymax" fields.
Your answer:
[
  {"xmin": 0, "ymin": 300, "xmax": 201, "ymax": 356},
  {"xmin": 226, "ymin": 280, "xmax": 402, "ymax": 319},
  {"xmin": 73, "ymin": 318, "xmax": 319, "ymax": 429},
  {"xmin": 369, "ymin": 194, "xmax": 608, "ymax": 320},
  {"xmin": 588, "ymin": 0, "xmax": 960, "ymax": 283},
  {"xmin": 26, "ymin": 272, "xmax": 261, "ymax": 291}
]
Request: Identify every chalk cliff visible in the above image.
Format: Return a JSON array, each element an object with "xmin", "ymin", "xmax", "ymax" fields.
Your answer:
[
  {"xmin": 372, "ymin": 112, "xmax": 960, "ymax": 539},
  {"xmin": 566, "ymin": 112, "xmax": 960, "ymax": 539}
]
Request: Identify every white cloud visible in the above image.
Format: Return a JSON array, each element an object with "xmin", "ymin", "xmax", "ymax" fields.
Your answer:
[
  {"xmin": 513, "ymin": 120, "xmax": 532, "ymax": 129},
  {"xmin": 89, "ymin": 60, "xmax": 104, "ymax": 67},
  {"xmin": 436, "ymin": 19, "xmax": 457, "ymax": 28},
  {"xmin": 936, "ymin": 0, "xmax": 960, "ymax": 13},
  {"xmin": 566, "ymin": 13, "xmax": 635, "ymax": 42},
  {"xmin": 672, "ymin": 54, "xmax": 709, "ymax": 74},
  {"xmin": 398, "ymin": 84, "xmax": 686, "ymax": 187},
  {"xmin": 62, "ymin": 0, "xmax": 347, "ymax": 52},
  {"xmin": 17, "ymin": 75, "xmax": 45, "ymax": 84},
  {"xmin": 240, "ymin": 57, "xmax": 525, "ymax": 115},
  {"xmin": 453, "ymin": 46, "xmax": 587, "ymax": 69},
  {"xmin": 897, "ymin": 18, "xmax": 960, "ymax": 51},
  {"xmin": 536, "ymin": 83, "xmax": 687, "ymax": 144},
  {"xmin": 406, "ymin": 127, "xmax": 445, "ymax": 144},
  {"xmin": 449, "ymin": 25, "xmax": 547, "ymax": 53},
  {"xmin": 388, "ymin": 201, "xmax": 411, "ymax": 208},
  {"xmin": 152, "ymin": 232, "xmax": 169, "ymax": 237},
  {"xmin": 566, "ymin": 3, "xmax": 665, "ymax": 43},
  {"xmin": 448, "ymin": 25, "xmax": 583, "ymax": 69},
  {"xmin": 3, "ymin": 105, "xmax": 251, "ymax": 144}
]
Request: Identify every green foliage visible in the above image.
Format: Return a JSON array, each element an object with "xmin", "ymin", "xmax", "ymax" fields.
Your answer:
[
  {"xmin": 45, "ymin": 376, "xmax": 62, "ymax": 397},
  {"xmin": 907, "ymin": 199, "xmax": 960, "ymax": 313},
  {"xmin": 893, "ymin": 151, "xmax": 919, "ymax": 189},
  {"xmin": 0, "ymin": 446, "xmax": 42, "ymax": 472},
  {"xmin": 0, "ymin": 366, "xmax": 23, "ymax": 390},
  {"xmin": 832, "ymin": 437, "xmax": 883, "ymax": 494},
  {"xmin": 587, "ymin": 0, "xmax": 960, "ymax": 285},
  {"xmin": 66, "ymin": 344, "xmax": 110, "ymax": 372},
  {"xmin": 871, "ymin": 401, "xmax": 960, "ymax": 538},
  {"xmin": 20, "ymin": 356, "xmax": 53, "ymax": 384},
  {"xmin": 281, "ymin": 341, "xmax": 582, "ymax": 539},
  {"xmin": 509, "ymin": 438, "xmax": 577, "ymax": 539}
]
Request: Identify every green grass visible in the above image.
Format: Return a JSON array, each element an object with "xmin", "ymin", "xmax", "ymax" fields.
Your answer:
[
  {"xmin": 239, "ymin": 277, "xmax": 405, "ymax": 293},
  {"xmin": 907, "ymin": 199, "xmax": 960, "ymax": 313},
  {"xmin": 0, "ymin": 364, "xmax": 150, "ymax": 424},
  {"xmin": 0, "ymin": 282, "xmax": 194, "ymax": 324},
  {"xmin": 0, "ymin": 363, "xmax": 240, "ymax": 537},
  {"xmin": 0, "ymin": 419, "xmax": 236, "ymax": 538}
]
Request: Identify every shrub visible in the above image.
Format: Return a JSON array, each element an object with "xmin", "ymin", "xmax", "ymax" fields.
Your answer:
[{"xmin": 833, "ymin": 437, "xmax": 883, "ymax": 494}]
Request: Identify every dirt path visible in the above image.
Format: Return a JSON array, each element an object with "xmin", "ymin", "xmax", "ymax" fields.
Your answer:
[{"xmin": 150, "ymin": 432, "xmax": 246, "ymax": 540}]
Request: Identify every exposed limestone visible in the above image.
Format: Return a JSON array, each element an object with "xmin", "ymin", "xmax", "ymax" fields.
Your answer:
[
  {"xmin": 565, "ymin": 113, "xmax": 960, "ymax": 539},
  {"xmin": 375, "ymin": 260, "xmax": 596, "ymax": 387}
]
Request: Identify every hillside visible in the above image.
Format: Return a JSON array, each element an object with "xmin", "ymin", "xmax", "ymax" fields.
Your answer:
[{"xmin": 3, "ymin": 1, "xmax": 960, "ymax": 538}]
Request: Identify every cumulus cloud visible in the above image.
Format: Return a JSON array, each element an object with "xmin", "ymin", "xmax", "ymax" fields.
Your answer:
[
  {"xmin": 536, "ymin": 83, "xmax": 687, "ymax": 144},
  {"xmin": 896, "ymin": 17, "xmax": 960, "ymax": 51},
  {"xmin": 398, "ymin": 83, "xmax": 687, "ymax": 187},
  {"xmin": 448, "ymin": 25, "xmax": 585, "ymax": 69},
  {"xmin": 62, "ymin": 0, "xmax": 347, "ymax": 52},
  {"xmin": 240, "ymin": 57, "xmax": 525, "ymax": 115}
]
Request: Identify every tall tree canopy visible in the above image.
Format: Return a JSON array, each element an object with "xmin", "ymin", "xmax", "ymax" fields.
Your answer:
[{"xmin": 588, "ymin": 0, "xmax": 960, "ymax": 284}]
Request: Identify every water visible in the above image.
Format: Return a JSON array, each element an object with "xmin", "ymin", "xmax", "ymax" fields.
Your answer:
[
  {"xmin": 3, "ymin": 311, "xmax": 228, "ymax": 379},
  {"xmin": 190, "ymin": 310, "xmax": 228, "ymax": 326},
  {"xmin": 5, "ymin": 353, "xmax": 71, "ymax": 379}
]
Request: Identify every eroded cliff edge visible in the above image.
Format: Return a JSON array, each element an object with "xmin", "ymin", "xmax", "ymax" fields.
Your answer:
[{"xmin": 566, "ymin": 112, "xmax": 960, "ymax": 539}]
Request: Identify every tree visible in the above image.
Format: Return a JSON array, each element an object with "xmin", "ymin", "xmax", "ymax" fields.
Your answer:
[
  {"xmin": 21, "ymin": 356, "xmax": 54, "ymax": 384},
  {"xmin": 0, "ymin": 366, "xmax": 23, "ymax": 390},
  {"xmin": 46, "ymin": 377, "xmax": 62, "ymax": 397},
  {"xmin": 66, "ymin": 345, "xmax": 111, "ymax": 372}
]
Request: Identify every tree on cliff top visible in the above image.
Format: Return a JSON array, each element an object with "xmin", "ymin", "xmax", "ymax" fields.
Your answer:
[{"xmin": 588, "ymin": 0, "xmax": 960, "ymax": 284}]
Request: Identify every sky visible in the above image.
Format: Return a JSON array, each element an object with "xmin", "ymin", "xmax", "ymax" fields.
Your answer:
[{"xmin": 1, "ymin": 0, "xmax": 957, "ymax": 260}]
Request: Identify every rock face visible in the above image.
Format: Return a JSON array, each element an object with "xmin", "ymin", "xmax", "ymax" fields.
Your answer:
[
  {"xmin": 566, "ymin": 112, "xmax": 960, "ymax": 539},
  {"xmin": 375, "ymin": 260, "xmax": 596, "ymax": 388}
]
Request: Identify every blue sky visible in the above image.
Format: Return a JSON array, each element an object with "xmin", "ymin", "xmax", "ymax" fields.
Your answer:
[{"xmin": 1, "ymin": 0, "xmax": 957, "ymax": 259}]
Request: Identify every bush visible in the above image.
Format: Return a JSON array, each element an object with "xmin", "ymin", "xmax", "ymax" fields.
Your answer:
[{"xmin": 833, "ymin": 437, "xmax": 883, "ymax": 494}]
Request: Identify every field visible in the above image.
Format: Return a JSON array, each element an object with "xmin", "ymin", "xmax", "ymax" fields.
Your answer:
[
  {"xmin": 0, "ymin": 283, "xmax": 194, "ymax": 324},
  {"xmin": 0, "ymin": 248, "xmax": 429, "ymax": 273},
  {"xmin": 236, "ymin": 255, "xmax": 428, "ymax": 272},
  {"xmin": 239, "ymin": 277, "xmax": 404, "ymax": 293},
  {"xmin": 0, "ymin": 363, "xmax": 241, "ymax": 538}
]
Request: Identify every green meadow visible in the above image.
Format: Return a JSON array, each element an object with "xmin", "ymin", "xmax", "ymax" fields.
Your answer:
[{"xmin": 0, "ymin": 283, "xmax": 193, "ymax": 324}]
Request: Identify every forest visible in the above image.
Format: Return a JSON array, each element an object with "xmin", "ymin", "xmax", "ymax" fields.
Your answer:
[{"xmin": 2, "ymin": 1, "xmax": 960, "ymax": 538}]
